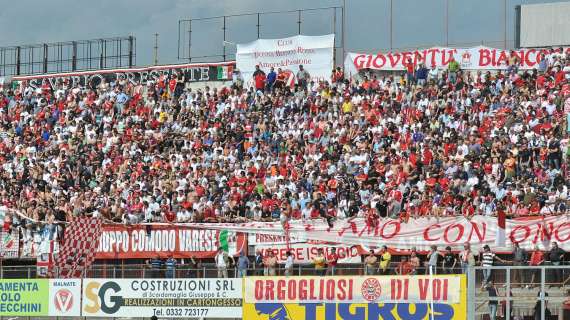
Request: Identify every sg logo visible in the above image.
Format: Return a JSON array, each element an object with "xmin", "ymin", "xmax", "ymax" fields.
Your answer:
[{"xmin": 84, "ymin": 281, "xmax": 123, "ymax": 314}]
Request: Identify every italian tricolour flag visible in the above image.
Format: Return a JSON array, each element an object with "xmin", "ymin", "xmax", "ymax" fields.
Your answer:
[{"xmin": 217, "ymin": 65, "xmax": 233, "ymax": 80}]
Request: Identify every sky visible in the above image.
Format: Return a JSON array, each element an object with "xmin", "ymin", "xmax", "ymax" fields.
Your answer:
[{"xmin": 0, "ymin": 0, "xmax": 567, "ymax": 68}]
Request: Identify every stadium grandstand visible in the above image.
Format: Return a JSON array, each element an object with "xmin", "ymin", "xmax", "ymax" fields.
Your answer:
[{"xmin": 1, "ymin": 1, "xmax": 570, "ymax": 320}]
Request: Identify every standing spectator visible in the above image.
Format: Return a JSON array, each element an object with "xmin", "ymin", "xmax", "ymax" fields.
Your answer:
[
  {"xmin": 165, "ymin": 255, "xmax": 177, "ymax": 278},
  {"xmin": 364, "ymin": 250, "xmax": 377, "ymax": 275},
  {"xmin": 415, "ymin": 63, "xmax": 428, "ymax": 86},
  {"xmin": 326, "ymin": 248, "xmax": 339, "ymax": 276},
  {"xmin": 215, "ymin": 248, "xmax": 233, "ymax": 278},
  {"xmin": 185, "ymin": 256, "xmax": 200, "ymax": 278},
  {"xmin": 404, "ymin": 58, "xmax": 414, "ymax": 85},
  {"xmin": 396, "ymin": 256, "xmax": 414, "ymax": 275},
  {"xmin": 485, "ymin": 281, "xmax": 499, "ymax": 320},
  {"xmin": 254, "ymin": 250, "xmax": 264, "ymax": 276},
  {"xmin": 460, "ymin": 243, "xmax": 476, "ymax": 274},
  {"xmin": 547, "ymin": 241, "xmax": 565, "ymax": 285},
  {"xmin": 264, "ymin": 251, "xmax": 278, "ymax": 276},
  {"xmin": 146, "ymin": 256, "xmax": 163, "ymax": 278},
  {"xmin": 284, "ymin": 251, "xmax": 294, "ymax": 276},
  {"xmin": 447, "ymin": 56, "xmax": 460, "ymax": 84},
  {"xmin": 511, "ymin": 242, "xmax": 527, "ymax": 287},
  {"xmin": 237, "ymin": 251, "xmax": 250, "ymax": 277},
  {"xmin": 428, "ymin": 64, "xmax": 439, "ymax": 83},
  {"xmin": 409, "ymin": 251, "xmax": 421, "ymax": 275},
  {"xmin": 481, "ymin": 245, "xmax": 507, "ymax": 286},
  {"xmin": 528, "ymin": 245, "xmax": 544, "ymax": 288},
  {"xmin": 378, "ymin": 245, "xmax": 392, "ymax": 275},
  {"xmin": 266, "ymin": 67, "xmax": 276, "ymax": 92},
  {"xmin": 441, "ymin": 246, "xmax": 457, "ymax": 274},
  {"xmin": 312, "ymin": 248, "xmax": 326, "ymax": 276},
  {"xmin": 426, "ymin": 245, "xmax": 441, "ymax": 275},
  {"xmin": 296, "ymin": 65, "xmax": 310, "ymax": 88},
  {"xmin": 253, "ymin": 65, "xmax": 266, "ymax": 92}
]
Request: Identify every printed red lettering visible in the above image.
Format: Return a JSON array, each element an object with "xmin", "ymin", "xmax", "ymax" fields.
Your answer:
[
  {"xmin": 510, "ymin": 226, "xmax": 531, "ymax": 244},
  {"xmin": 418, "ymin": 279, "xmax": 429, "ymax": 300},
  {"xmin": 299, "ymin": 280, "xmax": 308, "ymax": 300},
  {"xmin": 479, "ymin": 49, "xmax": 492, "ymax": 66},
  {"xmin": 444, "ymin": 224, "xmax": 465, "ymax": 243},
  {"xmin": 255, "ymin": 280, "xmax": 263, "ymax": 300},
  {"xmin": 288, "ymin": 280, "xmax": 297, "ymax": 300},
  {"xmin": 276, "ymin": 280, "xmax": 286, "ymax": 300},
  {"xmin": 326, "ymin": 280, "xmax": 335, "ymax": 300},
  {"xmin": 353, "ymin": 54, "xmax": 370, "ymax": 70},
  {"xmin": 555, "ymin": 222, "xmax": 570, "ymax": 242},
  {"xmin": 265, "ymin": 280, "xmax": 275, "ymax": 300},
  {"xmin": 423, "ymin": 224, "xmax": 441, "ymax": 241},
  {"xmin": 372, "ymin": 54, "xmax": 387, "ymax": 69},
  {"xmin": 381, "ymin": 220, "xmax": 401, "ymax": 239}
]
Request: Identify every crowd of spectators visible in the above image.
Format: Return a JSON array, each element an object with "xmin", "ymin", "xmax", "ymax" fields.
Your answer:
[{"xmin": 0, "ymin": 47, "xmax": 569, "ymax": 241}]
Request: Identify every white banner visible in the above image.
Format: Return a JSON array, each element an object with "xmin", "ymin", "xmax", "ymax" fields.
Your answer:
[
  {"xmin": 255, "ymin": 242, "xmax": 362, "ymax": 264},
  {"xmin": 237, "ymin": 34, "xmax": 334, "ymax": 87},
  {"xmin": 189, "ymin": 215, "xmax": 570, "ymax": 252},
  {"xmin": 344, "ymin": 46, "xmax": 570, "ymax": 74},
  {"xmin": 82, "ymin": 279, "xmax": 242, "ymax": 318},
  {"xmin": 244, "ymin": 275, "xmax": 463, "ymax": 304},
  {"xmin": 49, "ymin": 279, "xmax": 82, "ymax": 316}
]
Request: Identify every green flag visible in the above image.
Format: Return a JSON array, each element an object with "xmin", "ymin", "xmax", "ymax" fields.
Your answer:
[{"xmin": 219, "ymin": 230, "xmax": 229, "ymax": 252}]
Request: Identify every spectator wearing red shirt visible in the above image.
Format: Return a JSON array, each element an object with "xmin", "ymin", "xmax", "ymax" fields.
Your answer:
[{"xmin": 326, "ymin": 248, "xmax": 339, "ymax": 275}]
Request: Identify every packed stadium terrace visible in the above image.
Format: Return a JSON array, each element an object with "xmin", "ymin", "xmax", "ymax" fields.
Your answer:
[{"xmin": 0, "ymin": 52, "xmax": 569, "ymax": 236}]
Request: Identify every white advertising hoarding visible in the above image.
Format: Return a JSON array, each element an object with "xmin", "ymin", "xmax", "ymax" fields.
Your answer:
[
  {"xmin": 81, "ymin": 279, "xmax": 242, "ymax": 318},
  {"xmin": 236, "ymin": 34, "xmax": 334, "ymax": 87}
]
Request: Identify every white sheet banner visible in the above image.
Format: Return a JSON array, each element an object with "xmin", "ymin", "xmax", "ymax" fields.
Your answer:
[
  {"xmin": 189, "ymin": 215, "xmax": 570, "ymax": 252},
  {"xmin": 344, "ymin": 46, "xmax": 570, "ymax": 74},
  {"xmin": 255, "ymin": 242, "xmax": 362, "ymax": 264},
  {"xmin": 237, "ymin": 34, "xmax": 334, "ymax": 87},
  {"xmin": 82, "ymin": 279, "xmax": 242, "ymax": 318}
]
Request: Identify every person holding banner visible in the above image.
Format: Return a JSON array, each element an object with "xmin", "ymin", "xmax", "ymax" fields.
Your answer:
[
  {"xmin": 378, "ymin": 246, "xmax": 392, "ymax": 275},
  {"xmin": 253, "ymin": 65, "xmax": 266, "ymax": 92},
  {"xmin": 447, "ymin": 56, "xmax": 460, "ymax": 84}
]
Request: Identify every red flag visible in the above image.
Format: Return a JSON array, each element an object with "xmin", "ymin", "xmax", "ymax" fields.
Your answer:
[{"xmin": 51, "ymin": 217, "xmax": 102, "ymax": 278}]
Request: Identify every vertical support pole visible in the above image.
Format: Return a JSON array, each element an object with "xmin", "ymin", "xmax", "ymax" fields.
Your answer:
[
  {"xmin": 445, "ymin": 0, "xmax": 449, "ymax": 47},
  {"xmin": 99, "ymin": 39, "xmax": 104, "ymax": 69},
  {"xmin": 177, "ymin": 20, "xmax": 181, "ymax": 60},
  {"xmin": 223, "ymin": 16, "xmax": 227, "ymax": 62},
  {"xmin": 467, "ymin": 267, "xmax": 476, "ymax": 320},
  {"xmin": 504, "ymin": 0, "xmax": 507, "ymax": 49},
  {"xmin": 389, "ymin": 0, "xmax": 393, "ymax": 50},
  {"xmin": 333, "ymin": 7, "xmax": 337, "ymax": 66},
  {"xmin": 43, "ymin": 43, "xmax": 48, "ymax": 73},
  {"xmin": 15, "ymin": 47, "xmax": 21, "ymax": 75},
  {"xmin": 341, "ymin": 2, "xmax": 346, "ymax": 65},
  {"xmin": 128, "ymin": 36, "xmax": 134, "ymax": 68},
  {"xmin": 257, "ymin": 13, "xmax": 261, "ymax": 39},
  {"xmin": 153, "ymin": 33, "xmax": 159, "ymax": 65},
  {"xmin": 188, "ymin": 21, "xmax": 192, "ymax": 63},
  {"xmin": 297, "ymin": 10, "xmax": 302, "ymax": 35},
  {"xmin": 506, "ymin": 267, "xmax": 511, "ymax": 320},
  {"xmin": 72, "ymin": 41, "xmax": 77, "ymax": 71},
  {"xmin": 540, "ymin": 267, "xmax": 545, "ymax": 320}
]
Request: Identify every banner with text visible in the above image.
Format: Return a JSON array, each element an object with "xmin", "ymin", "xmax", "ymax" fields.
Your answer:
[
  {"xmin": 0, "ymin": 279, "xmax": 81, "ymax": 317},
  {"xmin": 237, "ymin": 34, "xmax": 334, "ymax": 87},
  {"xmin": 243, "ymin": 275, "xmax": 466, "ymax": 320},
  {"xmin": 0, "ymin": 231, "xmax": 19, "ymax": 258},
  {"xmin": 255, "ymin": 243, "xmax": 362, "ymax": 264},
  {"xmin": 344, "ymin": 46, "xmax": 570, "ymax": 74},
  {"xmin": 188, "ymin": 215, "xmax": 570, "ymax": 252},
  {"xmin": 82, "ymin": 279, "xmax": 241, "ymax": 318},
  {"xmin": 95, "ymin": 225, "xmax": 246, "ymax": 259},
  {"xmin": 11, "ymin": 61, "xmax": 235, "ymax": 90}
]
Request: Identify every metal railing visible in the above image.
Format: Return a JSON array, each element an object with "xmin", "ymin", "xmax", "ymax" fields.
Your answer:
[{"xmin": 468, "ymin": 265, "xmax": 570, "ymax": 320}]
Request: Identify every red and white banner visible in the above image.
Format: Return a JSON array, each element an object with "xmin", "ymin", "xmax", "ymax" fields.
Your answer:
[
  {"xmin": 344, "ymin": 46, "xmax": 570, "ymax": 74},
  {"xmin": 188, "ymin": 215, "xmax": 570, "ymax": 253},
  {"xmin": 244, "ymin": 275, "xmax": 463, "ymax": 304},
  {"xmin": 95, "ymin": 225, "xmax": 246, "ymax": 259},
  {"xmin": 255, "ymin": 242, "xmax": 362, "ymax": 264}
]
